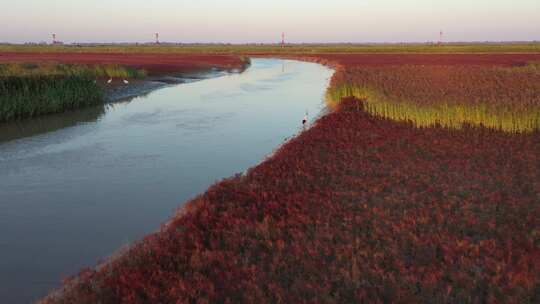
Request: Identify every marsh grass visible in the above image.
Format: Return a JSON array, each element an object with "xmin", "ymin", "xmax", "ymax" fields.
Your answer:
[
  {"xmin": 0, "ymin": 62, "xmax": 147, "ymax": 78},
  {"xmin": 0, "ymin": 63, "xmax": 149, "ymax": 122},
  {"xmin": 0, "ymin": 76, "xmax": 103, "ymax": 122},
  {"xmin": 326, "ymin": 64, "xmax": 540, "ymax": 133},
  {"xmin": 327, "ymin": 86, "xmax": 540, "ymax": 133}
]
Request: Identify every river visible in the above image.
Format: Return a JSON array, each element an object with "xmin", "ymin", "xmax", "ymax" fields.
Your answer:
[{"xmin": 0, "ymin": 58, "xmax": 333, "ymax": 303}]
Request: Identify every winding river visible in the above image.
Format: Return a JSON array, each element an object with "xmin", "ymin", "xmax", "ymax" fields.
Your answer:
[{"xmin": 0, "ymin": 59, "xmax": 333, "ymax": 303}]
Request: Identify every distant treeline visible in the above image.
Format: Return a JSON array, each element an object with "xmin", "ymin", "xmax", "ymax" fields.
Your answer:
[{"xmin": 0, "ymin": 42, "xmax": 539, "ymax": 54}]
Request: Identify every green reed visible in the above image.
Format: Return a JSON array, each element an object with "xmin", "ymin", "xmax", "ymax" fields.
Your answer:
[
  {"xmin": 326, "ymin": 85, "xmax": 540, "ymax": 133},
  {"xmin": 0, "ymin": 76, "xmax": 103, "ymax": 122},
  {"xmin": 0, "ymin": 62, "xmax": 147, "ymax": 79}
]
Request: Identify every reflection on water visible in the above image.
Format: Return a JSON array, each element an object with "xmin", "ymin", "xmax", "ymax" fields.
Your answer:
[
  {"xmin": 0, "ymin": 59, "xmax": 333, "ymax": 303},
  {"xmin": 0, "ymin": 105, "xmax": 106, "ymax": 143}
]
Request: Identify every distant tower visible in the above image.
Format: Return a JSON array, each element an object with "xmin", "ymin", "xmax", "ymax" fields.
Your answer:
[
  {"xmin": 155, "ymin": 33, "xmax": 160, "ymax": 44},
  {"xmin": 438, "ymin": 30, "xmax": 443, "ymax": 45},
  {"xmin": 281, "ymin": 32, "xmax": 285, "ymax": 48},
  {"xmin": 52, "ymin": 33, "xmax": 56, "ymax": 44}
]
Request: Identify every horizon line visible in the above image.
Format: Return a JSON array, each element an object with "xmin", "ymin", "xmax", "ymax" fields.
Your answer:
[{"xmin": 2, "ymin": 40, "xmax": 539, "ymax": 46}]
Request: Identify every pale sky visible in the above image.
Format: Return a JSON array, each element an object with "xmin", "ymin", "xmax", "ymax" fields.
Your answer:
[{"xmin": 1, "ymin": 0, "xmax": 539, "ymax": 43}]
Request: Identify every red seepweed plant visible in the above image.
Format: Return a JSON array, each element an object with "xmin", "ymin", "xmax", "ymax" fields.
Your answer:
[{"xmin": 43, "ymin": 96, "xmax": 540, "ymax": 303}]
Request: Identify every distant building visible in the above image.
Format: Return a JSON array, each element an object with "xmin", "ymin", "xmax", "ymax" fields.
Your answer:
[{"xmin": 51, "ymin": 34, "xmax": 64, "ymax": 45}]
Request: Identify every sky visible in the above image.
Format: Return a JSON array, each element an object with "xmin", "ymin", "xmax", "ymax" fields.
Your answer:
[{"xmin": 1, "ymin": 0, "xmax": 539, "ymax": 43}]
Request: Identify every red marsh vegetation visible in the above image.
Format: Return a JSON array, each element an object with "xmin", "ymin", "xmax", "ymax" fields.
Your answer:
[
  {"xmin": 0, "ymin": 53, "xmax": 249, "ymax": 75},
  {"xmin": 289, "ymin": 53, "xmax": 540, "ymax": 68},
  {"xmin": 38, "ymin": 53, "xmax": 540, "ymax": 303},
  {"xmin": 43, "ymin": 97, "xmax": 540, "ymax": 303}
]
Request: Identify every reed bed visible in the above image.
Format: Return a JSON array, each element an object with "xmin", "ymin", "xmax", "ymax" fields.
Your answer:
[
  {"xmin": 326, "ymin": 63, "xmax": 540, "ymax": 133},
  {"xmin": 0, "ymin": 63, "xmax": 149, "ymax": 122},
  {"xmin": 0, "ymin": 62, "xmax": 147, "ymax": 78},
  {"xmin": 0, "ymin": 76, "xmax": 103, "ymax": 122}
]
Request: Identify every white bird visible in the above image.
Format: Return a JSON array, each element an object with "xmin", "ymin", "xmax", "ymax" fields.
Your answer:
[
  {"xmin": 123, "ymin": 79, "xmax": 129, "ymax": 84},
  {"xmin": 107, "ymin": 78, "xmax": 112, "ymax": 84}
]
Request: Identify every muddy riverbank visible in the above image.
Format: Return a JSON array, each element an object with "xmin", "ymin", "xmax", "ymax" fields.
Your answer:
[{"xmin": 102, "ymin": 68, "xmax": 241, "ymax": 103}]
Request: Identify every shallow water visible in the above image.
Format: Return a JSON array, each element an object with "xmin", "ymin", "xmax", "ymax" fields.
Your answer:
[{"xmin": 0, "ymin": 59, "xmax": 333, "ymax": 303}]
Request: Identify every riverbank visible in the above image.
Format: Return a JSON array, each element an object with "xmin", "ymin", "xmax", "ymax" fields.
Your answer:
[
  {"xmin": 0, "ymin": 55, "xmax": 250, "ymax": 122},
  {"xmin": 40, "ymin": 54, "xmax": 540, "ymax": 303},
  {"xmin": 102, "ymin": 67, "xmax": 243, "ymax": 102}
]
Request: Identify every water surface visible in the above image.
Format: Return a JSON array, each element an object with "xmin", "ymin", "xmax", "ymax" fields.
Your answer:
[{"xmin": 0, "ymin": 59, "xmax": 333, "ymax": 303}]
